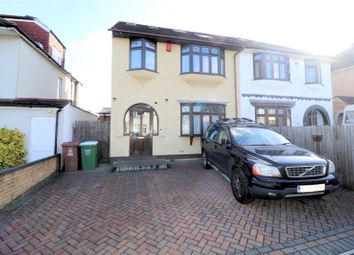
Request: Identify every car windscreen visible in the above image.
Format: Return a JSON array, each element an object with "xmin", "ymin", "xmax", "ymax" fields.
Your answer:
[{"xmin": 230, "ymin": 127, "xmax": 290, "ymax": 146}]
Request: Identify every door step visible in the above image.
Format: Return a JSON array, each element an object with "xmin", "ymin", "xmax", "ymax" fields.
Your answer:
[{"xmin": 112, "ymin": 158, "xmax": 169, "ymax": 172}]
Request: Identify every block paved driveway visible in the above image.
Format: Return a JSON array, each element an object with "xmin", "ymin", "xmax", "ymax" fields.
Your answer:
[{"xmin": 1, "ymin": 160, "xmax": 354, "ymax": 255}]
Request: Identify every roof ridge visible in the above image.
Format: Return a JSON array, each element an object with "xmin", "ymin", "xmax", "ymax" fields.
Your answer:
[{"xmin": 110, "ymin": 21, "xmax": 333, "ymax": 59}]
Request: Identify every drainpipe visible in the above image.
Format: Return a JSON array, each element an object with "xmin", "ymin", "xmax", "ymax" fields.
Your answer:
[
  {"xmin": 54, "ymin": 108, "xmax": 62, "ymax": 155},
  {"xmin": 233, "ymin": 48, "xmax": 244, "ymax": 117}
]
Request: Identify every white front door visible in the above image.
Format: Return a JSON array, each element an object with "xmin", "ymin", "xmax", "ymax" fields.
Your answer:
[{"xmin": 29, "ymin": 117, "xmax": 56, "ymax": 162}]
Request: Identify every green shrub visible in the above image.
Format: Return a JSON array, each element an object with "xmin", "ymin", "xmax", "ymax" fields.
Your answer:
[{"xmin": 0, "ymin": 128, "xmax": 27, "ymax": 170}]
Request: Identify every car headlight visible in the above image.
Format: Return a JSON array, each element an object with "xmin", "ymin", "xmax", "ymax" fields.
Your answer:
[
  {"xmin": 252, "ymin": 163, "xmax": 281, "ymax": 177},
  {"xmin": 328, "ymin": 160, "xmax": 335, "ymax": 174}
]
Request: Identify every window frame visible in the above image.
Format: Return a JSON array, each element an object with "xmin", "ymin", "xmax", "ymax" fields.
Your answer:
[
  {"xmin": 51, "ymin": 46, "xmax": 62, "ymax": 66},
  {"xmin": 181, "ymin": 44, "xmax": 225, "ymax": 76},
  {"xmin": 255, "ymin": 106, "xmax": 291, "ymax": 127},
  {"xmin": 305, "ymin": 59, "xmax": 321, "ymax": 84},
  {"xmin": 180, "ymin": 103, "xmax": 226, "ymax": 137},
  {"xmin": 129, "ymin": 38, "xmax": 157, "ymax": 71},
  {"xmin": 253, "ymin": 53, "xmax": 290, "ymax": 81},
  {"xmin": 56, "ymin": 77, "xmax": 62, "ymax": 99}
]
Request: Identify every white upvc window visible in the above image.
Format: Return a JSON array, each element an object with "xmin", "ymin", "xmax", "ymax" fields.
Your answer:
[
  {"xmin": 57, "ymin": 77, "xmax": 62, "ymax": 99},
  {"xmin": 51, "ymin": 46, "xmax": 62, "ymax": 65}
]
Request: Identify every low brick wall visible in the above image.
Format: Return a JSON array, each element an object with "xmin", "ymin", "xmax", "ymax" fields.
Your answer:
[{"xmin": 0, "ymin": 155, "xmax": 60, "ymax": 209}]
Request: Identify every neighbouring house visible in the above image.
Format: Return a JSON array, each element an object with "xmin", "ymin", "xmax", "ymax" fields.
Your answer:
[
  {"xmin": 0, "ymin": 16, "xmax": 96, "ymax": 163},
  {"xmin": 1, "ymin": 14, "xmax": 66, "ymax": 67},
  {"xmin": 331, "ymin": 44, "xmax": 354, "ymax": 124},
  {"xmin": 109, "ymin": 21, "xmax": 334, "ymax": 159},
  {"xmin": 98, "ymin": 107, "xmax": 111, "ymax": 121}
]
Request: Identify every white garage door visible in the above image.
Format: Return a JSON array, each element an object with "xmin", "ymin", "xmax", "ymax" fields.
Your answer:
[{"xmin": 29, "ymin": 117, "xmax": 56, "ymax": 162}]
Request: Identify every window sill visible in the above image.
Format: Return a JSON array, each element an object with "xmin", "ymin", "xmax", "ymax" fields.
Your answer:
[
  {"xmin": 180, "ymin": 73, "xmax": 226, "ymax": 85},
  {"xmin": 127, "ymin": 69, "xmax": 158, "ymax": 81},
  {"xmin": 253, "ymin": 78, "xmax": 290, "ymax": 82},
  {"xmin": 123, "ymin": 134, "xmax": 159, "ymax": 136},
  {"xmin": 305, "ymin": 83, "xmax": 324, "ymax": 91}
]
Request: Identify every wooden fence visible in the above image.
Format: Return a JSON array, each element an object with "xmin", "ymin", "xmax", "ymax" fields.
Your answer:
[
  {"xmin": 273, "ymin": 126, "xmax": 354, "ymax": 189},
  {"xmin": 73, "ymin": 121, "xmax": 110, "ymax": 162}
]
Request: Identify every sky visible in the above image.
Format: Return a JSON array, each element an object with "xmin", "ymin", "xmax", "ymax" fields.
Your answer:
[{"xmin": 1, "ymin": 0, "xmax": 354, "ymax": 113}]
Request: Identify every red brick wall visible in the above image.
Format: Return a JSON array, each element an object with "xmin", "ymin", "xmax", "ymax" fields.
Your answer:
[
  {"xmin": 14, "ymin": 20, "xmax": 50, "ymax": 52},
  {"xmin": 11, "ymin": 20, "xmax": 66, "ymax": 66}
]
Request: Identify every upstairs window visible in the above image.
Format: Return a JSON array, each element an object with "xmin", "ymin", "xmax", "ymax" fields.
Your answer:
[
  {"xmin": 51, "ymin": 46, "xmax": 62, "ymax": 66},
  {"xmin": 305, "ymin": 59, "xmax": 321, "ymax": 83},
  {"xmin": 130, "ymin": 39, "xmax": 156, "ymax": 71},
  {"xmin": 180, "ymin": 103, "xmax": 225, "ymax": 136},
  {"xmin": 181, "ymin": 45, "xmax": 225, "ymax": 75},
  {"xmin": 253, "ymin": 53, "xmax": 289, "ymax": 80}
]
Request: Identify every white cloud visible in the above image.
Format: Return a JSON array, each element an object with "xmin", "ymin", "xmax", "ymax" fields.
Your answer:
[{"xmin": 65, "ymin": 29, "xmax": 111, "ymax": 114}]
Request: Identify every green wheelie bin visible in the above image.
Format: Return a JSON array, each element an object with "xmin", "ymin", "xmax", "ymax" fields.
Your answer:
[{"xmin": 80, "ymin": 141, "xmax": 98, "ymax": 170}]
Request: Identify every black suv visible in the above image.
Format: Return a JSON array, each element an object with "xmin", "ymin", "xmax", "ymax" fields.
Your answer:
[{"xmin": 201, "ymin": 118, "xmax": 340, "ymax": 203}]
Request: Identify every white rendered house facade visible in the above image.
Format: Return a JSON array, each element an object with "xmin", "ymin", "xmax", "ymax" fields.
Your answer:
[{"xmin": 237, "ymin": 49, "xmax": 333, "ymax": 127}]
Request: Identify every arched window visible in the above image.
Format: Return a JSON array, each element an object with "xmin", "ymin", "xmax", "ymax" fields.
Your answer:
[
  {"xmin": 124, "ymin": 103, "xmax": 159, "ymax": 136},
  {"xmin": 303, "ymin": 105, "xmax": 330, "ymax": 126}
]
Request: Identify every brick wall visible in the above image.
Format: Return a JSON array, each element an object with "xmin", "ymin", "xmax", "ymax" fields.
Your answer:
[
  {"xmin": 11, "ymin": 20, "xmax": 65, "ymax": 67},
  {"xmin": 0, "ymin": 155, "xmax": 59, "ymax": 209},
  {"xmin": 14, "ymin": 21, "xmax": 50, "ymax": 52}
]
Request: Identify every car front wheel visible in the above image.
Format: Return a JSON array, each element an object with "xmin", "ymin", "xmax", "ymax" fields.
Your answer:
[
  {"xmin": 231, "ymin": 168, "xmax": 253, "ymax": 204},
  {"xmin": 202, "ymin": 152, "xmax": 211, "ymax": 169}
]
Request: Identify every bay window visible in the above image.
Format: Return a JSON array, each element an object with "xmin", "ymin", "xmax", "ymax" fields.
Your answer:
[
  {"xmin": 130, "ymin": 38, "xmax": 156, "ymax": 71},
  {"xmin": 255, "ymin": 106, "xmax": 291, "ymax": 127},
  {"xmin": 181, "ymin": 45, "xmax": 224, "ymax": 75},
  {"xmin": 180, "ymin": 103, "xmax": 225, "ymax": 136}
]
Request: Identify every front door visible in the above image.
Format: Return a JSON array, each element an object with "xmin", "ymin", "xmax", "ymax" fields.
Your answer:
[{"xmin": 129, "ymin": 106, "xmax": 153, "ymax": 156}]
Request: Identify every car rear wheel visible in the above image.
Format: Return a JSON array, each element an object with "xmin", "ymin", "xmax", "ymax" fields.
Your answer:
[
  {"xmin": 231, "ymin": 168, "xmax": 253, "ymax": 204},
  {"xmin": 202, "ymin": 152, "xmax": 211, "ymax": 169}
]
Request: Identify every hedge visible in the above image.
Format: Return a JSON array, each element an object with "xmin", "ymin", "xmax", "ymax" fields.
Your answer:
[{"xmin": 0, "ymin": 128, "xmax": 27, "ymax": 170}]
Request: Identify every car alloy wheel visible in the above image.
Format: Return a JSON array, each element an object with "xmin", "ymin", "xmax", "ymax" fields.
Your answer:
[{"xmin": 231, "ymin": 169, "xmax": 253, "ymax": 204}]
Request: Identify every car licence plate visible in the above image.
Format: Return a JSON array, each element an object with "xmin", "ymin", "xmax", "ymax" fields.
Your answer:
[{"xmin": 297, "ymin": 184, "xmax": 325, "ymax": 193}]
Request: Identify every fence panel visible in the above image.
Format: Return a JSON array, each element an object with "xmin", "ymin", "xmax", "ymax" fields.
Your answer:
[
  {"xmin": 274, "ymin": 126, "xmax": 354, "ymax": 189},
  {"xmin": 73, "ymin": 121, "xmax": 110, "ymax": 162}
]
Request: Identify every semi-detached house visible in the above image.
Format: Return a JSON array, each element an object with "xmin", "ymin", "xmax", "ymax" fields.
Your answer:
[
  {"xmin": 0, "ymin": 15, "xmax": 96, "ymax": 163},
  {"xmin": 109, "ymin": 21, "xmax": 333, "ymax": 159}
]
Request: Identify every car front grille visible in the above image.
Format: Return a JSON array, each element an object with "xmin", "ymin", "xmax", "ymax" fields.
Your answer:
[{"xmin": 285, "ymin": 165, "xmax": 326, "ymax": 178}]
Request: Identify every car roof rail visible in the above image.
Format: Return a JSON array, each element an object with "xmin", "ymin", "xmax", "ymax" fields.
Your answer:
[{"xmin": 216, "ymin": 118, "xmax": 255, "ymax": 124}]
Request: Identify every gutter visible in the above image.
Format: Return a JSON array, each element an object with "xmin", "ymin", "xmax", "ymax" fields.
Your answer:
[
  {"xmin": 110, "ymin": 29, "xmax": 244, "ymax": 51},
  {"xmin": 233, "ymin": 48, "xmax": 244, "ymax": 117},
  {"xmin": 54, "ymin": 108, "xmax": 62, "ymax": 155}
]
